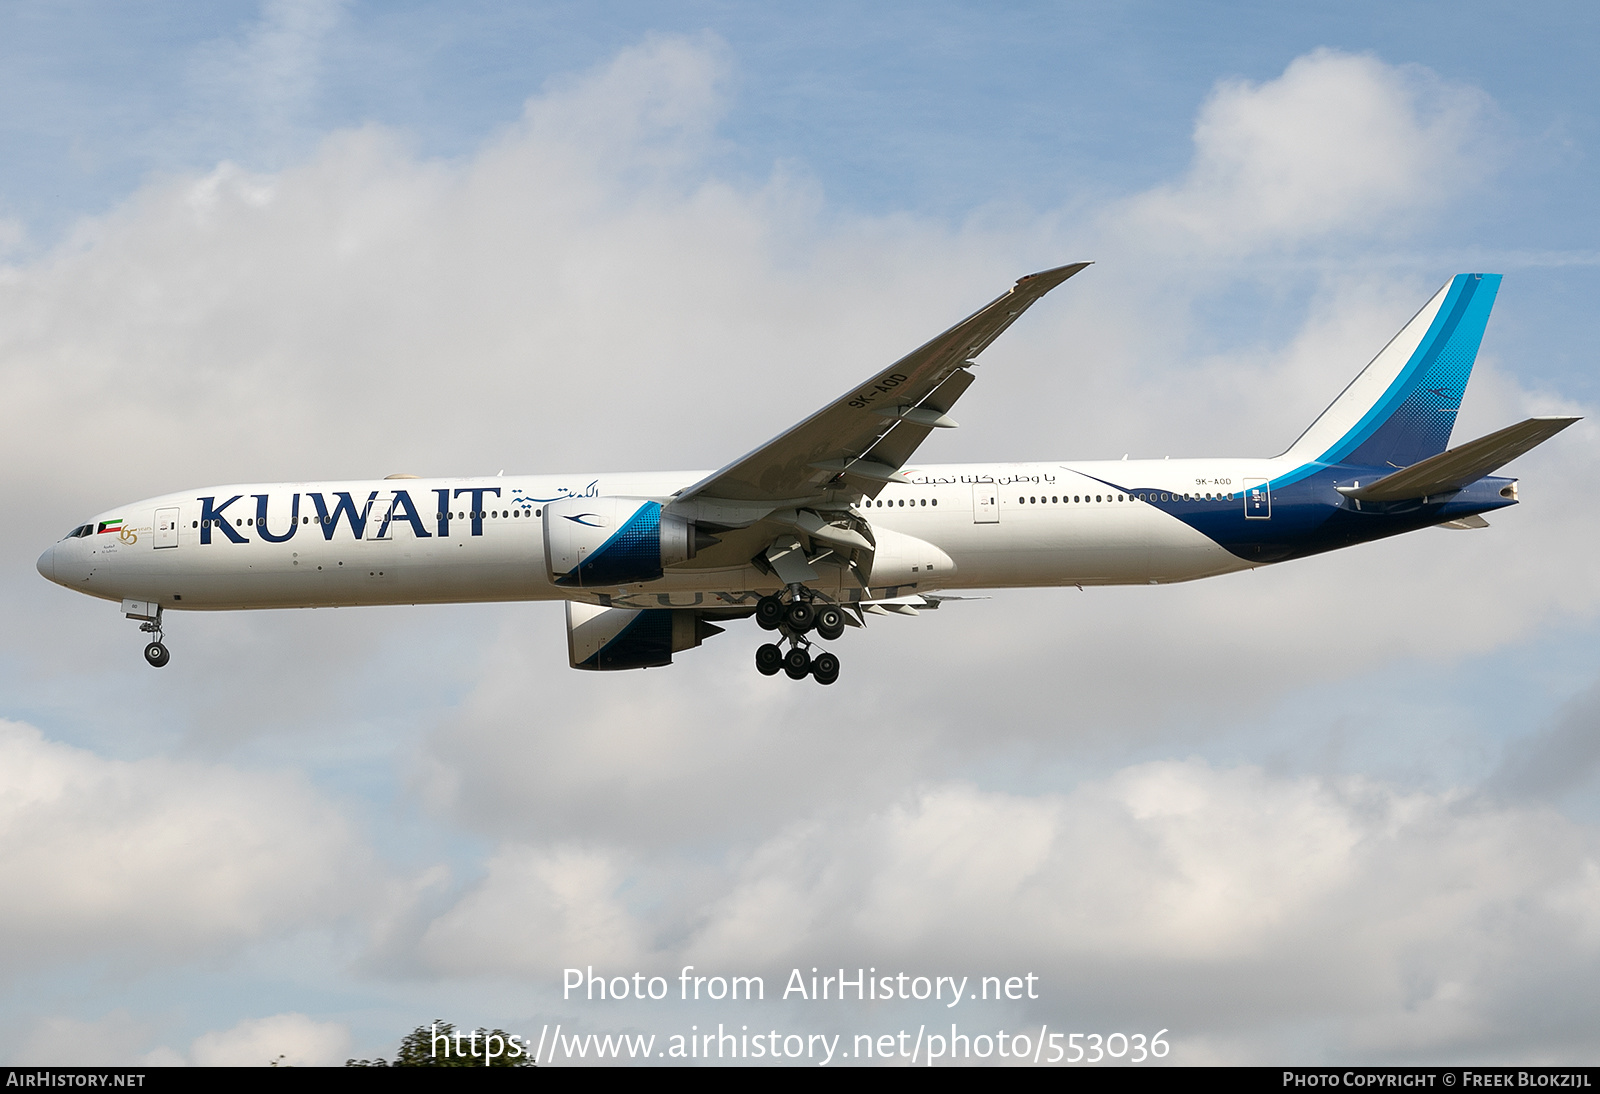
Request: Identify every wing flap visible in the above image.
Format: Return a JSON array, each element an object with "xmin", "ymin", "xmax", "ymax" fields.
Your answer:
[
  {"xmin": 857, "ymin": 368, "xmax": 977, "ymax": 481},
  {"xmin": 1338, "ymin": 416, "xmax": 1581, "ymax": 502}
]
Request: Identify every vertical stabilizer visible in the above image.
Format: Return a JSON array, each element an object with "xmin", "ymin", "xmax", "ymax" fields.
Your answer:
[{"xmin": 1282, "ymin": 274, "xmax": 1501, "ymax": 469}]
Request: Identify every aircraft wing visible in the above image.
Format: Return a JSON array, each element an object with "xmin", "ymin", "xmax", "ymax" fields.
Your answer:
[
  {"xmin": 1338, "ymin": 416, "xmax": 1581, "ymax": 502},
  {"xmin": 672, "ymin": 262, "xmax": 1090, "ymax": 515}
]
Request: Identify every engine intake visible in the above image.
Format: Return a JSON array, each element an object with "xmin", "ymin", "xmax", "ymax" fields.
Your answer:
[{"xmin": 543, "ymin": 497, "xmax": 704, "ymax": 587}]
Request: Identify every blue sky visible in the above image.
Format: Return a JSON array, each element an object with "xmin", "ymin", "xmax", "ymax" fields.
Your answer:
[
  {"xmin": 3, "ymin": 0, "xmax": 1600, "ymax": 1067},
  {"xmin": 4, "ymin": 3, "xmax": 1597, "ymax": 234}
]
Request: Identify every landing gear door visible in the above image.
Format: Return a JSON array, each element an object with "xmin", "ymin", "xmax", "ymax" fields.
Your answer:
[
  {"xmin": 154, "ymin": 507, "xmax": 180, "ymax": 549},
  {"xmin": 1245, "ymin": 478, "xmax": 1271, "ymax": 519},
  {"xmin": 366, "ymin": 494, "xmax": 394, "ymax": 540},
  {"xmin": 972, "ymin": 482, "xmax": 999, "ymax": 524}
]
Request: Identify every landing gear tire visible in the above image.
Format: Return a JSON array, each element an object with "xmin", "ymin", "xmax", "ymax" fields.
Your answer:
[
  {"xmin": 143, "ymin": 641, "xmax": 170, "ymax": 668},
  {"xmin": 815, "ymin": 606, "xmax": 845, "ymax": 642},
  {"xmin": 756, "ymin": 595, "xmax": 784, "ymax": 631},
  {"xmin": 784, "ymin": 600, "xmax": 815, "ymax": 633},
  {"xmin": 783, "ymin": 646, "xmax": 812, "ymax": 680},
  {"xmin": 811, "ymin": 651, "xmax": 840, "ymax": 685},
  {"xmin": 755, "ymin": 643, "xmax": 783, "ymax": 676}
]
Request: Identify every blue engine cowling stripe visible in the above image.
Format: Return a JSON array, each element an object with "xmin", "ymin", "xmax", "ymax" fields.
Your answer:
[
  {"xmin": 555, "ymin": 501, "xmax": 664, "ymax": 587},
  {"xmin": 578, "ymin": 608, "xmax": 674, "ymax": 669}
]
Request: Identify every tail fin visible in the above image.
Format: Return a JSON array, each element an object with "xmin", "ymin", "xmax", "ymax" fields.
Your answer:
[{"xmin": 1282, "ymin": 274, "xmax": 1501, "ymax": 469}]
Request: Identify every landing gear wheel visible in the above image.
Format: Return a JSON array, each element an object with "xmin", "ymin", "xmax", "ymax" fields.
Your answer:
[
  {"xmin": 815, "ymin": 606, "xmax": 845, "ymax": 642},
  {"xmin": 811, "ymin": 651, "xmax": 840, "ymax": 685},
  {"xmin": 755, "ymin": 643, "xmax": 783, "ymax": 676},
  {"xmin": 783, "ymin": 646, "xmax": 812, "ymax": 680},
  {"xmin": 784, "ymin": 600, "xmax": 815, "ymax": 633},
  {"xmin": 756, "ymin": 595, "xmax": 784, "ymax": 631},
  {"xmin": 143, "ymin": 641, "xmax": 170, "ymax": 668}
]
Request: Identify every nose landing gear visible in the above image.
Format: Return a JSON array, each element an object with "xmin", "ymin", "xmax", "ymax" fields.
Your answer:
[
  {"xmin": 126, "ymin": 601, "xmax": 171, "ymax": 668},
  {"xmin": 753, "ymin": 590, "xmax": 845, "ymax": 685}
]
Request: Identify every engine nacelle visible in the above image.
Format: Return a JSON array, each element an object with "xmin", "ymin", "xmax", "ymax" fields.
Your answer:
[
  {"xmin": 566, "ymin": 602, "xmax": 728, "ymax": 670},
  {"xmin": 543, "ymin": 497, "xmax": 696, "ymax": 587}
]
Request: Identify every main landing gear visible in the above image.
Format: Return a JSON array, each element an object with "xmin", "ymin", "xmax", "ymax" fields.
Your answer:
[
  {"xmin": 753, "ymin": 590, "xmax": 845, "ymax": 685},
  {"xmin": 132, "ymin": 605, "xmax": 171, "ymax": 668}
]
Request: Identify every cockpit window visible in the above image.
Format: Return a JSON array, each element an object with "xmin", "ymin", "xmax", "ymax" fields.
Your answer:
[{"xmin": 62, "ymin": 524, "xmax": 93, "ymax": 540}]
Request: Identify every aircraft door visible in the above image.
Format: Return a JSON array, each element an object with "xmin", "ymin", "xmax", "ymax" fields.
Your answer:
[
  {"xmin": 1245, "ymin": 478, "xmax": 1271, "ymax": 519},
  {"xmin": 154, "ymin": 507, "xmax": 180, "ymax": 549},
  {"xmin": 366, "ymin": 494, "xmax": 394, "ymax": 540},
  {"xmin": 972, "ymin": 482, "xmax": 999, "ymax": 523}
]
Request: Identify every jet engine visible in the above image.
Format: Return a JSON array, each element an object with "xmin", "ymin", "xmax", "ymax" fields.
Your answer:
[
  {"xmin": 543, "ymin": 497, "xmax": 712, "ymax": 587},
  {"xmin": 566, "ymin": 602, "xmax": 735, "ymax": 670}
]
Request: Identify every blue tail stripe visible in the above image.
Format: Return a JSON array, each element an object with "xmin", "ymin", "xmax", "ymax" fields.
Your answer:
[{"xmin": 1318, "ymin": 273, "xmax": 1500, "ymax": 468}]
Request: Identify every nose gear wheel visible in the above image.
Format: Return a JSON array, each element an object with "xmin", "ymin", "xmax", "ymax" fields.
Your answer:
[{"xmin": 135, "ymin": 607, "xmax": 171, "ymax": 668}]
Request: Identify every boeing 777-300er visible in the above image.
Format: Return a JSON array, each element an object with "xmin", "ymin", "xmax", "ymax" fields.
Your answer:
[{"xmin": 37, "ymin": 264, "xmax": 1578, "ymax": 684}]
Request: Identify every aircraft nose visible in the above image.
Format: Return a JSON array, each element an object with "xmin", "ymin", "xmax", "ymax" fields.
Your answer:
[{"xmin": 36, "ymin": 545, "xmax": 55, "ymax": 583}]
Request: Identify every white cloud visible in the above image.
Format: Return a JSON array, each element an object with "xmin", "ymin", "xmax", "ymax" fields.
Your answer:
[
  {"xmin": 1121, "ymin": 49, "xmax": 1492, "ymax": 253},
  {"xmin": 187, "ymin": 0, "xmax": 348, "ymax": 158},
  {"xmin": 188, "ymin": 1012, "xmax": 351, "ymax": 1067},
  {"xmin": 12, "ymin": 1009, "xmax": 351, "ymax": 1068},
  {"xmin": 12, "ymin": 1012, "xmax": 159, "ymax": 1068},
  {"xmin": 403, "ymin": 759, "xmax": 1600, "ymax": 1059},
  {"xmin": 417, "ymin": 845, "xmax": 650, "ymax": 977},
  {"xmin": 0, "ymin": 719, "xmax": 378, "ymax": 970}
]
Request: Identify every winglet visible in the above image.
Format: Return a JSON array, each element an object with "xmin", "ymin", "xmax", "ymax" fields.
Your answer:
[{"xmin": 1016, "ymin": 261, "xmax": 1094, "ymax": 287}]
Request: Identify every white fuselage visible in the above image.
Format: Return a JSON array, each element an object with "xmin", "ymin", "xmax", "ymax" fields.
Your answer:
[{"xmin": 39, "ymin": 459, "xmax": 1270, "ymax": 613}]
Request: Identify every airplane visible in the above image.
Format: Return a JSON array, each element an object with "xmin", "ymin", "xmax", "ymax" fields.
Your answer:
[{"xmin": 36, "ymin": 264, "xmax": 1579, "ymax": 684}]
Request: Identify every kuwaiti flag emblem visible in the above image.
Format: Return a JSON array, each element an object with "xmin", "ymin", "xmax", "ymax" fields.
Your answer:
[{"xmin": 97, "ymin": 519, "xmax": 123, "ymax": 535}]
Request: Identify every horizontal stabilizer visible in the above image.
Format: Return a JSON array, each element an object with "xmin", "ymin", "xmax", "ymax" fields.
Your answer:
[{"xmin": 1337, "ymin": 416, "xmax": 1580, "ymax": 502}]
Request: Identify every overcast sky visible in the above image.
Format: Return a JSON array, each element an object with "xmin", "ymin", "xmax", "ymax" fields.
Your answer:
[{"xmin": 3, "ymin": 0, "xmax": 1599, "ymax": 1067}]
